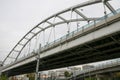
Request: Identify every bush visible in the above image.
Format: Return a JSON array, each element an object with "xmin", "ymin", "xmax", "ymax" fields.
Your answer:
[{"xmin": 64, "ymin": 71, "xmax": 72, "ymax": 78}]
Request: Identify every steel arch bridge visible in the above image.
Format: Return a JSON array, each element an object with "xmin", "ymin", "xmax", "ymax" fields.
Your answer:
[{"xmin": 2, "ymin": 0, "xmax": 120, "ymax": 66}]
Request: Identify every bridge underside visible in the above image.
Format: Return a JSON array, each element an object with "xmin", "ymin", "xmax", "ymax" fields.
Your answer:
[{"xmin": 6, "ymin": 29, "xmax": 120, "ymax": 76}]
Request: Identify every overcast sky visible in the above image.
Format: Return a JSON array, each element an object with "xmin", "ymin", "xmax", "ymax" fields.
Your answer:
[
  {"xmin": 0, "ymin": 0, "xmax": 120, "ymax": 62},
  {"xmin": 0, "ymin": 0, "xmax": 91, "ymax": 61}
]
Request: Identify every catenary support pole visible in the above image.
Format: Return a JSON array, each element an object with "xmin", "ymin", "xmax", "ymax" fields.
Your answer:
[{"xmin": 35, "ymin": 44, "xmax": 41, "ymax": 80}]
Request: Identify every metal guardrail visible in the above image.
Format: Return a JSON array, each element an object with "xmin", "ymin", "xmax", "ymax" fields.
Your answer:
[{"xmin": 43, "ymin": 8, "xmax": 120, "ymax": 49}]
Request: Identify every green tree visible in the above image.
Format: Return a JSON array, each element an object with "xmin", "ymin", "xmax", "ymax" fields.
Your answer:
[
  {"xmin": 27, "ymin": 73, "xmax": 35, "ymax": 80},
  {"xmin": 0, "ymin": 74, "xmax": 8, "ymax": 80},
  {"xmin": 64, "ymin": 71, "xmax": 71, "ymax": 78}
]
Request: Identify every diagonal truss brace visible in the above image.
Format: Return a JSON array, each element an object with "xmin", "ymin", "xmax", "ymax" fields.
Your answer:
[
  {"xmin": 105, "ymin": 1, "xmax": 116, "ymax": 14},
  {"xmin": 46, "ymin": 21, "xmax": 54, "ymax": 26},
  {"xmin": 74, "ymin": 9, "xmax": 88, "ymax": 21},
  {"xmin": 57, "ymin": 15, "xmax": 68, "ymax": 23}
]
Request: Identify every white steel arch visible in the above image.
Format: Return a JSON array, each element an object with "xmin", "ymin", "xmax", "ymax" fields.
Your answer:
[{"xmin": 2, "ymin": 0, "xmax": 118, "ymax": 65}]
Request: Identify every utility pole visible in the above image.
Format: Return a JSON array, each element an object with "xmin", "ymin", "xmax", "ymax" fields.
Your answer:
[{"xmin": 35, "ymin": 44, "xmax": 41, "ymax": 80}]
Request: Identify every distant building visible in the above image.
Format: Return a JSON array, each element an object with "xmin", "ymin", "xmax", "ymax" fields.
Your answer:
[
  {"xmin": 47, "ymin": 69, "xmax": 72, "ymax": 80},
  {"xmin": 9, "ymin": 75, "xmax": 26, "ymax": 80},
  {"xmin": 68, "ymin": 67, "xmax": 81, "ymax": 76},
  {"xmin": 37, "ymin": 67, "xmax": 83, "ymax": 80},
  {"xmin": 48, "ymin": 71, "xmax": 56, "ymax": 80},
  {"xmin": 56, "ymin": 69, "xmax": 67, "ymax": 79},
  {"xmin": 39, "ymin": 71, "xmax": 50, "ymax": 80}
]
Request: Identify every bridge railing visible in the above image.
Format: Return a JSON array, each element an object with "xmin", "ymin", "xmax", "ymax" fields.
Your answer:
[{"xmin": 41, "ymin": 8, "xmax": 120, "ymax": 51}]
